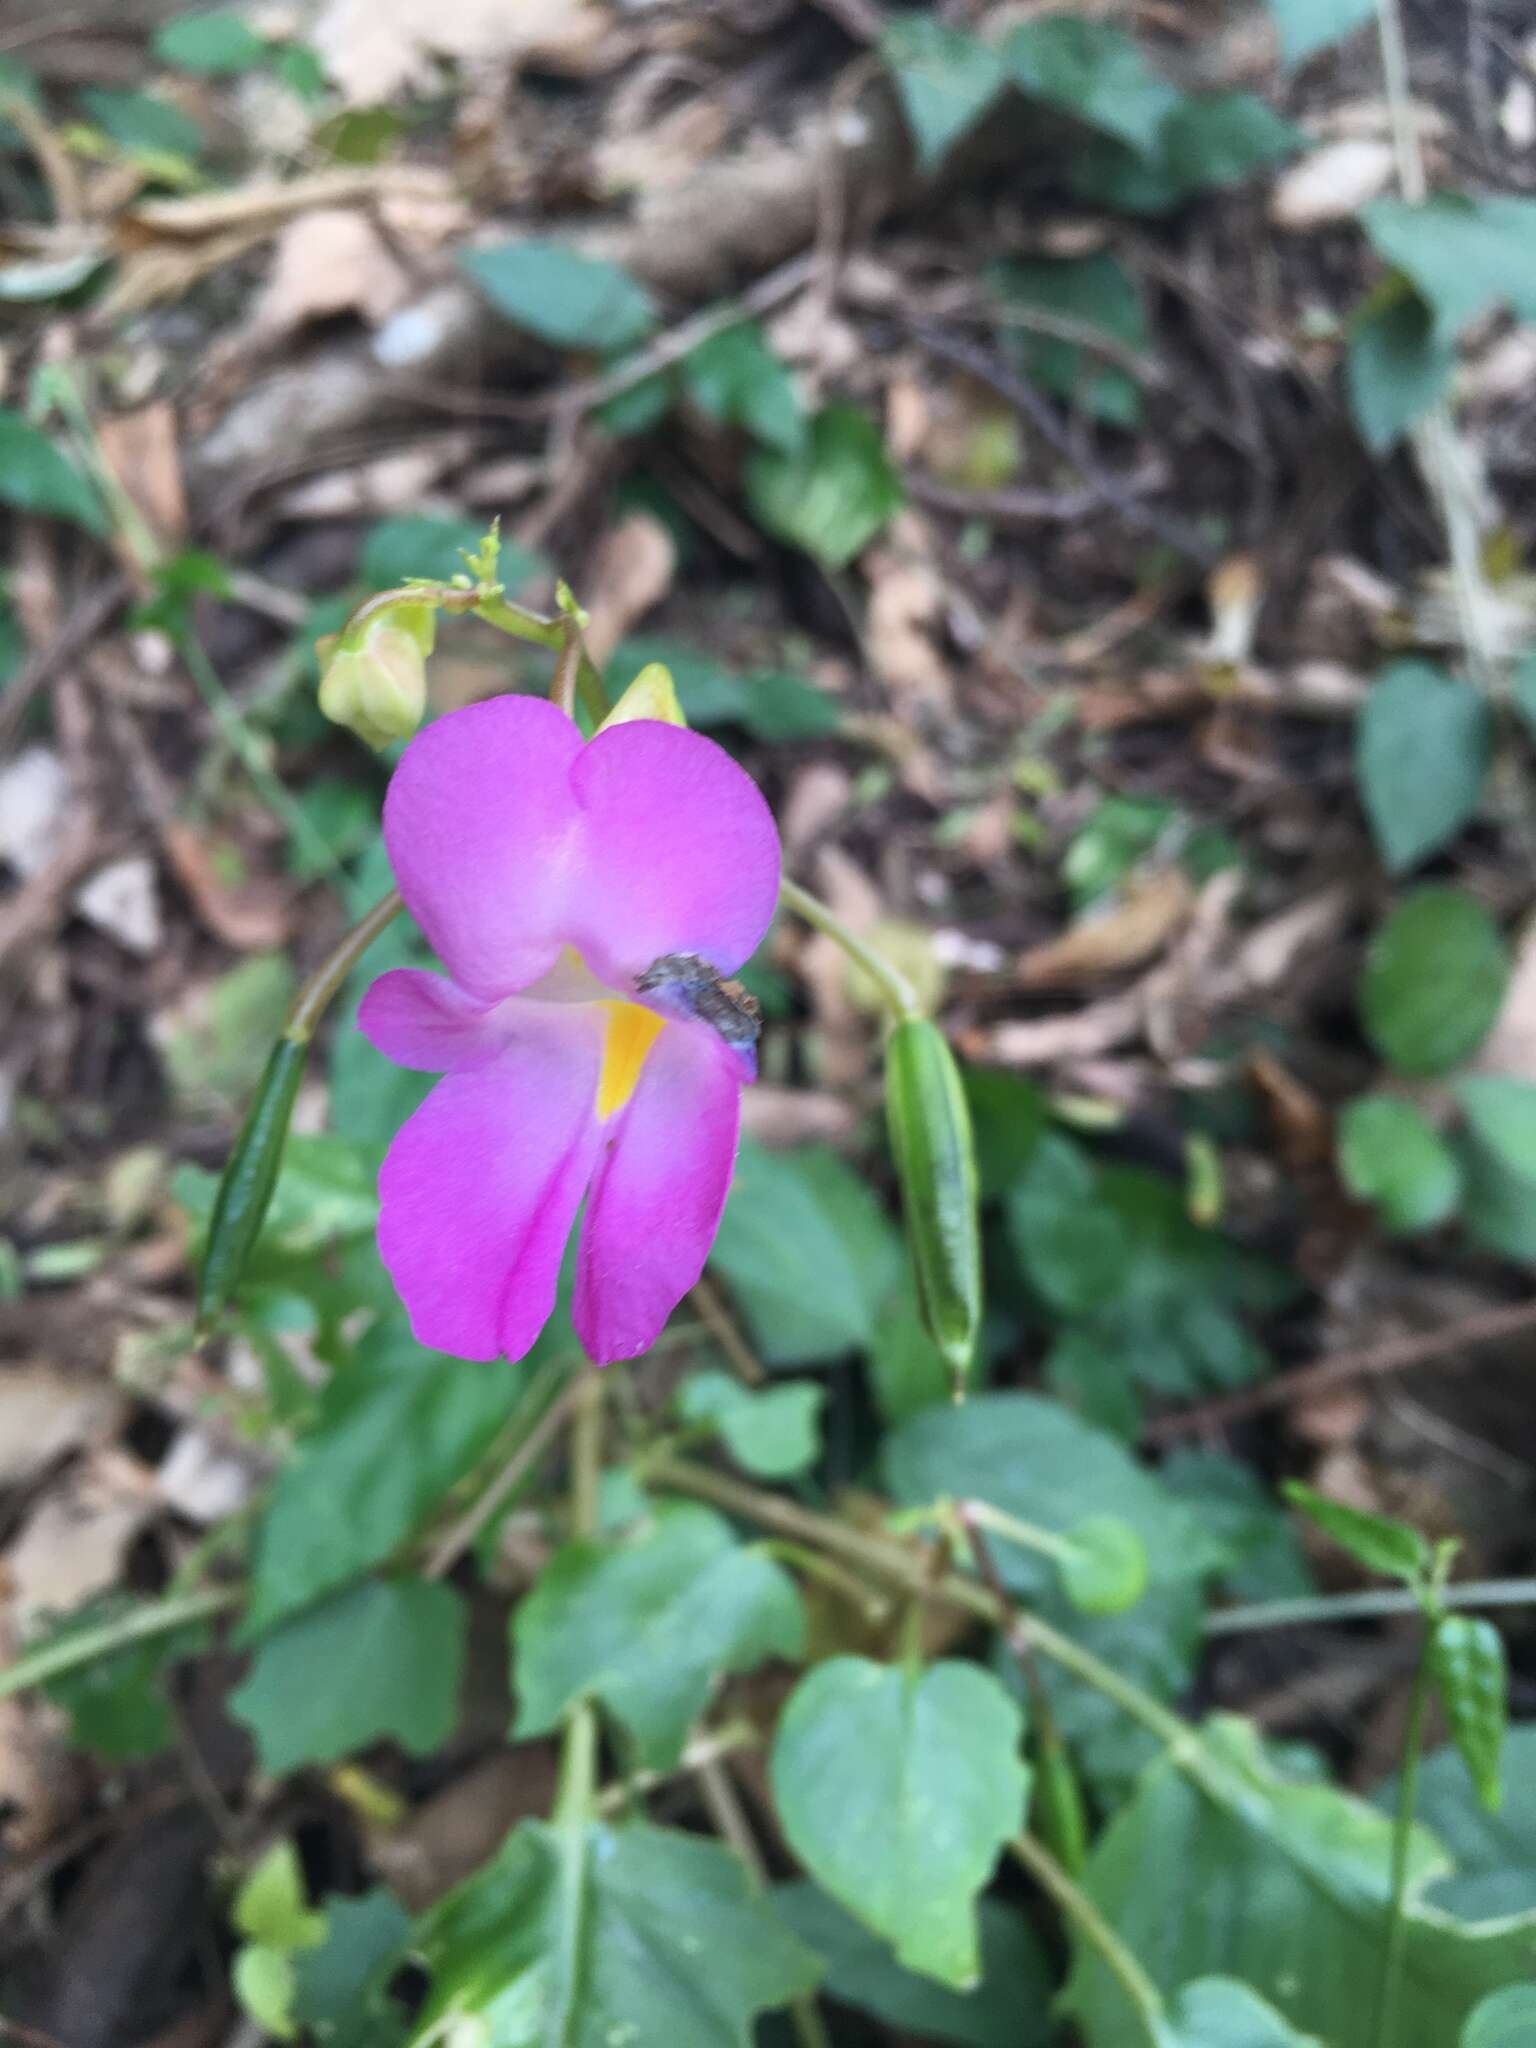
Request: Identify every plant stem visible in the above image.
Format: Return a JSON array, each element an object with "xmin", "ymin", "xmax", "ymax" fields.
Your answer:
[
  {"xmin": 285, "ymin": 889, "xmax": 404, "ymax": 1041},
  {"xmin": 423, "ymin": 1363, "xmax": 581, "ymax": 1578},
  {"xmin": 648, "ymin": 1456, "xmax": 1231, "ymax": 1803},
  {"xmin": 961, "ymin": 1497, "xmax": 1074, "ymax": 1564},
  {"xmin": 569, "ymin": 1368, "xmax": 604, "ymax": 1542},
  {"xmin": 1010, "ymin": 1832, "xmax": 1166, "ymax": 2048},
  {"xmin": 1207, "ymin": 1577, "xmax": 1536, "ymax": 1635},
  {"xmin": 695, "ymin": 1755, "xmax": 833, "ymax": 2048},
  {"xmin": 0, "ymin": 1585, "xmax": 240, "ymax": 1702},
  {"xmin": 1373, "ymin": 1630, "xmax": 1433, "ymax": 2048},
  {"xmin": 777, "ymin": 877, "xmax": 920, "ymax": 1020}
]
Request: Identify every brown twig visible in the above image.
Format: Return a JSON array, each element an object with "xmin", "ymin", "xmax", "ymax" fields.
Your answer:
[
  {"xmin": 1143, "ymin": 1297, "xmax": 1536, "ymax": 1444},
  {"xmin": 908, "ymin": 324, "xmax": 1218, "ymax": 564},
  {"xmin": 0, "ymin": 574, "xmax": 130, "ymax": 756}
]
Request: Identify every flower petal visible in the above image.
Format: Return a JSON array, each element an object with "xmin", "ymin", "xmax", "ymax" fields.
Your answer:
[
  {"xmin": 383, "ymin": 696, "xmax": 584, "ymax": 999},
  {"xmin": 574, "ymin": 1023, "xmax": 742, "ymax": 1362},
  {"xmin": 378, "ymin": 1007, "xmax": 604, "ymax": 1362},
  {"xmin": 568, "ymin": 721, "xmax": 781, "ymax": 985},
  {"xmin": 358, "ymin": 968, "xmax": 504, "ymax": 1072}
]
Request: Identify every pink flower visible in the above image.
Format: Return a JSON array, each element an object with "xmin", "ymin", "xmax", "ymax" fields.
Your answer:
[{"xmin": 357, "ymin": 695, "xmax": 780, "ymax": 1365}]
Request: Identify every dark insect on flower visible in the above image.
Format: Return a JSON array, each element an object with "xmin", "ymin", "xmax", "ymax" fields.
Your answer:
[{"xmin": 636, "ymin": 951, "xmax": 762, "ymax": 1051}]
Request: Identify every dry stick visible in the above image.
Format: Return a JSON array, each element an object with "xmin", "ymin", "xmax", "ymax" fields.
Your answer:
[
  {"xmin": 909, "ymin": 325, "xmax": 1218, "ymax": 565},
  {"xmin": 688, "ymin": 1274, "xmax": 766, "ymax": 1386},
  {"xmin": 1142, "ymin": 1295, "xmax": 1536, "ymax": 1443},
  {"xmin": 0, "ymin": 573, "xmax": 129, "ymax": 755}
]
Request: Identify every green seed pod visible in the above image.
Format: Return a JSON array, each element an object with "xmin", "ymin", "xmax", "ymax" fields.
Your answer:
[
  {"xmin": 1431, "ymin": 1613, "xmax": 1507, "ymax": 1812},
  {"xmin": 1031, "ymin": 1735, "xmax": 1089, "ymax": 1878},
  {"xmin": 884, "ymin": 1015, "xmax": 981, "ymax": 1390},
  {"xmin": 196, "ymin": 1036, "xmax": 306, "ymax": 1331}
]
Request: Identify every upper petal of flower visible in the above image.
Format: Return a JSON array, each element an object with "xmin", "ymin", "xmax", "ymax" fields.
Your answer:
[
  {"xmin": 567, "ymin": 720, "xmax": 781, "ymax": 986},
  {"xmin": 376, "ymin": 1004, "xmax": 605, "ymax": 1362},
  {"xmin": 383, "ymin": 696, "xmax": 585, "ymax": 1000},
  {"xmin": 573, "ymin": 1021, "xmax": 742, "ymax": 1362}
]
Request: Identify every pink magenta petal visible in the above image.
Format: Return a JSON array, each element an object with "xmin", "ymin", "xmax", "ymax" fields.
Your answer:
[
  {"xmin": 574, "ymin": 1022, "xmax": 742, "ymax": 1362},
  {"xmin": 568, "ymin": 721, "xmax": 781, "ymax": 985},
  {"xmin": 377, "ymin": 1006, "xmax": 605, "ymax": 1362},
  {"xmin": 383, "ymin": 696, "xmax": 584, "ymax": 1000},
  {"xmin": 358, "ymin": 968, "xmax": 506, "ymax": 1072}
]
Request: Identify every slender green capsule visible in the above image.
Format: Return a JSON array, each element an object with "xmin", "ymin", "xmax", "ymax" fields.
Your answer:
[
  {"xmin": 196, "ymin": 1035, "xmax": 307, "ymax": 1331},
  {"xmin": 1430, "ymin": 1613, "xmax": 1507, "ymax": 1812},
  {"xmin": 1031, "ymin": 1734, "xmax": 1089, "ymax": 1878},
  {"xmin": 884, "ymin": 1016, "xmax": 982, "ymax": 1390}
]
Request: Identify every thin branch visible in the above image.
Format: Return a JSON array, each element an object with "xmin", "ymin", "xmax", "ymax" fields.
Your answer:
[{"xmin": 1143, "ymin": 1296, "xmax": 1536, "ymax": 1442}]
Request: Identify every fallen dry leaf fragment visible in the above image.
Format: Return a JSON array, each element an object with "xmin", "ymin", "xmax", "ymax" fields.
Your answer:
[
  {"xmin": 1271, "ymin": 139, "xmax": 1395, "ymax": 228},
  {"xmin": 0, "ymin": 1366, "xmax": 124, "ymax": 1488},
  {"xmin": 96, "ymin": 403, "xmax": 187, "ymax": 551},
  {"xmin": 1017, "ymin": 869, "xmax": 1194, "ymax": 990},
  {"xmin": 580, "ymin": 514, "xmax": 676, "ymax": 668},
  {"xmin": 312, "ymin": 0, "xmax": 617, "ymax": 105},
  {"xmin": 74, "ymin": 856, "xmax": 163, "ymax": 957},
  {"xmin": 251, "ymin": 207, "xmax": 412, "ymax": 338}
]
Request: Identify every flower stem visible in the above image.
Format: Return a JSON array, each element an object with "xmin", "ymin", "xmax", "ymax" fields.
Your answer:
[
  {"xmin": 1010, "ymin": 1832, "xmax": 1165, "ymax": 2047},
  {"xmin": 285, "ymin": 888, "xmax": 404, "ymax": 1041},
  {"xmin": 569, "ymin": 1368, "xmax": 605, "ymax": 1543},
  {"xmin": 1373, "ymin": 1628, "xmax": 1433, "ymax": 2048},
  {"xmin": 777, "ymin": 877, "xmax": 920, "ymax": 1020}
]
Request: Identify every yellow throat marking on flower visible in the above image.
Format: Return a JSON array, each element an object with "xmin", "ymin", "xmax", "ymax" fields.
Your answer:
[{"xmin": 595, "ymin": 1002, "xmax": 665, "ymax": 1121}]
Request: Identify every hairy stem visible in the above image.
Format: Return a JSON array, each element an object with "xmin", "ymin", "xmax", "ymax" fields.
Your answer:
[
  {"xmin": 0, "ymin": 1586, "xmax": 240, "ymax": 1702},
  {"xmin": 778, "ymin": 876, "xmax": 920, "ymax": 1020}
]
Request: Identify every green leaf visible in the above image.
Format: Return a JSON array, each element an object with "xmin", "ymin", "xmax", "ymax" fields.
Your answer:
[
  {"xmin": 1431, "ymin": 1616, "xmax": 1508, "ymax": 1814},
  {"xmin": 771, "ymin": 1657, "xmax": 1029, "ymax": 1989},
  {"xmin": 1347, "ymin": 285, "xmax": 1456, "ymax": 452},
  {"xmin": 1061, "ymin": 1516, "xmax": 1149, "ymax": 1617},
  {"xmin": 963, "ymin": 1066, "xmax": 1048, "ymax": 1197},
  {"xmin": 41, "ymin": 1593, "xmax": 207, "ymax": 1759},
  {"xmin": 1512, "ymin": 651, "xmax": 1536, "ymax": 745},
  {"xmin": 1008, "ymin": 1133, "xmax": 1129, "ymax": 1316},
  {"xmin": 0, "ymin": 409, "xmax": 106, "ymax": 532},
  {"xmin": 608, "ymin": 638, "xmax": 839, "ymax": 742},
  {"xmin": 511, "ymin": 1501, "xmax": 802, "ymax": 1768},
  {"xmin": 745, "ymin": 404, "xmax": 903, "ymax": 568},
  {"xmin": 1355, "ymin": 660, "xmax": 1492, "ymax": 872},
  {"xmin": 243, "ymin": 1341, "xmax": 524, "ymax": 1633},
  {"xmin": 880, "ymin": 14, "xmax": 1007, "ymax": 169},
  {"xmin": 1161, "ymin": 1450, "xmax": 1316, "ymax": 1602},
  {"xmin": 1067, "ymin": 1715, "xmax": 1535, "ymax": 2048},
  {"xmin": 1282, "ymin": 1481, "xmax": 1429, "ymax": 1583},
  {"xmin": 460, "ymin": 240, "xmax": 657, "ymax": 352},
  {"xmin": 772, "ymin": 1884, "xmax": 1055, "ymax": 2047},
  {"xmin": 682, "ymin": 322, "xmax": 805, "ymax": 454},
  {"xmin": 710, "ymin": 1141, "xmax": 902, "ymax": 1365},
  {"xmin": 1462, "ymin": 1985, "xmax": 1536, "ymax": 2048},
  {"xmin": 1163, "ymin": 1977, "xmax": 1322, "ymax": 2045},
  {"xmin": 153, "ymin": 8, "xmax": 268, "ymax": 72},
  {"xmin": 1336, "ymin": 1095, "xmax": 1462, "ymax": 1234},
  {"xmin": 414, "ymin": 1818, "xmax": 821, "ymax": 2045},
  {"xmin": 1160, "ymin": 93, "xmax": 1302, "ymax": 193},
  {"xmin": 292, "ymin": 1890, "xmax": 412, "ymax": 2028},
  {"xmin": 79, "ymin": 86, "xmax": 204, "ymax": 160},
  {"xmin": 1361, "ymin": 888, "xmax": 1509, "ymax": 1077},
  {"xmin": 235, "ymin": 1945, "xmax": 300, "ymax": 2041},
  {"xmin": 1396, "ymin": 1726, "xmax": 1536, "ymax": 1920},
  {"xmin": 675, "ymin": 1371, "xmax": 824, "ymax": 1477},
  {"xmin": 231, "ymin": 1576, "xmax": 465, "ymax": 1774},
  {"xmin": 1364, "ymin": 195, "xmax": 1536, "ymax": 341},
  {"xmin": 1268, "ymin": 0, "xmax": 1374, "ymax": 66},
  {"xmin": 991, "ymin": 252, "xmax": 1147, "ymax": 427},
  {"xmin": 1456, "ymin": 1076, "xmax": 1536, "ymax": 1184},
  {"xmin": 236, "ymin": 1841, "xmax": 328, "ymax": 1949},
  {"xmin": 885, "ymin": 1391, "xmax": 1211, "ymax": 1604},
  {"xmin": 1002, "ymin": 17, "xmax": 1180, "ymax": 152},
  {"xmin": 868, "ymin": 1272, "xmax": 958, "ymax": 1424}
]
